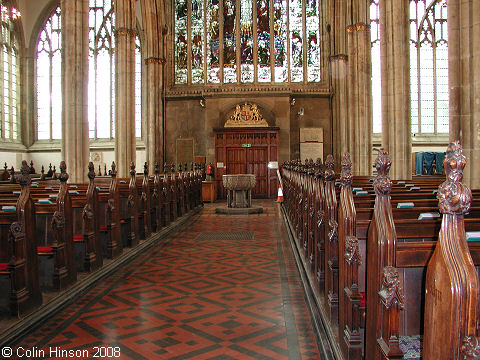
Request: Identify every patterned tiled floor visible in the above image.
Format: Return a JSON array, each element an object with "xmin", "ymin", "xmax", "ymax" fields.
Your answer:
[{"xmin": 8, "ymin": 200, "xmax": 321, "ymax": 360}]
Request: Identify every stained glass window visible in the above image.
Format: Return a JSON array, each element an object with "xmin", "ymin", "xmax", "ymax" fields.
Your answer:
[
  {"xmin": 0, "ymin": 2, "xmax": 19, "ymax": 141},
  {"xmin": 175, "ymin": 0, "xmax": 322, "ymax": 85},
  {"xmin": 240, "ymin": 0, "xmax": 254, "ymax": 82},
  {"xmin": 410, "ymin": 0, "xmax": 448, "ymax": 134},
  {"xmin": 36, "ymin": 6, "xmax": 61, "ymax": 141},
  {"xmin": 223, "ymin": 0, "xmax": 237, "ymax": 83},
  {"xmin": 135, "ymin": 35, "xmax": 141, "ymax": 138},
  {"xmin": 89, "ymin": 0, "xmax": 115, "ymax": 139},
  {"xmin": 370, "ymin": 0, "xmax": 381, "ymax": 133},
  {"xmin": 257, "ymin": 0, "xmax": 270, "ymax": 82},
  {"xmin": 206, "ymin": 0, "xmax": 220, "ymax": 83}
]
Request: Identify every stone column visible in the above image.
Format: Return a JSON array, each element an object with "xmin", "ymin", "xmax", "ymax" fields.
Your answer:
[
  {"xmin": 114, "ymin": 0, "xmax": 137, "ymax": 178},
  {"xmin": 346, "ymin": 0, "xmax": 372, "ymax": 175},
  {"xmin": 141, "ymin": 0, "xmax": 166, "ymax": 173},
  {"xmin": 61, "ymin": 0, "xmax": 89, "ymax": 183},
  {"xmin": 448, "ymin": 0, "xmax": 480, "ymax": 188},
  {"xmin": 379, "ymin": 0, "xmax": 411, "ymax": 180},
  {"xmin": 328, "ymin": 0, "xmax": 348, "ymax": 168}
]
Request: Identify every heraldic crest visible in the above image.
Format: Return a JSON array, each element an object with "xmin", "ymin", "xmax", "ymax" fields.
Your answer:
[{"xmin": 224, "ymin": 103, "xmax": 269, "ymax": 127}]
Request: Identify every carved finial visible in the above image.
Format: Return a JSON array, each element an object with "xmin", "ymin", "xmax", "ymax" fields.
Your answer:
[
  {"xmin": 4, "ymin": 162, "xmax": 7, "ymax": 171},
  {"xmin": 154, "ymin": 162, "xmax": 159, "ymax": 175},
  {"xmin": 178, "ymin": 163, "xmax": 182, "ymax": 172},
  {"xmin": 171, "ymin": 163, "xmax": 175, "ymax": 173},
  {"xmin": 324, "ymin": 155, "xmax": 335, "ymax": 181},
  {"xmin": 98, "ymin": 164, "xmax": 102, "ymax": 176},
  {"xmin": 40, "ymin": 165, "xmax": 45, "ymax": 180},
  {"xmin": 308, "ymin": 159, "xmax": 314, "ymax": 175},
  {"xmin": 104, "ymin": 164, "xmax": 107, "ymax": 175},
  {"xmin": 88, "ymin": 162, "xmax": 95, "ymax": 180},
  {"xmin": 58, "ymin": 161, "xmax": 68, "ymax": 183},
  {"xmin": 344, "ymin": 235, "xmax": 362, "ymax": 265},
  {"xmin": 461, "ymin": 335, "xmax": 480, "ymax": 359},
  {"xmin": 130, "ymin": 162, "xmax": 136, "ymax": 177},
  {"xmin": 340, "ymin": 153, "xmax": 353, "ymax": 187},
  {"xmin": 143, "ymin": 162, "xmax": 148, "ymax": 176},
  {"xmin": 373, "ymin": 149, "xmax": 392, "ymax": 195},
  {"xmin": 378, "ymin": 266, "xmax": 405, "ymax": 310},
  {"xmin": 29, "ymin": 160, "xmax": 35, "ymax": 174},
  {"xmin": 9, "ymin": 166, "xmax": 15, "ymax": 183},
  {"xmin": 437, "ymin": 141, "xmax": 472, "ymax": 215},
  {"xmin": 164, "ymin": 162, "xmax": 168, "ymax": 174},
  {"xmin": 110, "ymin": 162, "xmax": 116, "ymax": 177},
  {"xmin": 184, "ymin": 163, "xmax": 188, "ymax": 172},
  {"xmin": 18, "ymin": 160, "xmax": 31, "ymax": 187},
  {"xmin": 52, "ymin": 165, "xmax": 57, "ymax": 180},
  {"xmin": 314, "ymin": 158, "xmax": 323, "ymax": 179}
]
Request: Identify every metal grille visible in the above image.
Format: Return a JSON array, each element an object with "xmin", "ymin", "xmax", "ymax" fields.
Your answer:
[{"xmin": 195, "ymin": 232, "xmax": 254, "ymax": 241}]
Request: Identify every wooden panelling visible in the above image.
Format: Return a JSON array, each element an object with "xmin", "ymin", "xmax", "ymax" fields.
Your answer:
[{"xmin": 214, "ymin": 127, "xmax": 279, "ymax": 199}]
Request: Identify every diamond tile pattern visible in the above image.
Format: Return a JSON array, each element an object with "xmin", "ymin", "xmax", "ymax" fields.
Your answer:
[{"xmin": 9, "ymin": 201, "xmax": 321, "ymax": 360}]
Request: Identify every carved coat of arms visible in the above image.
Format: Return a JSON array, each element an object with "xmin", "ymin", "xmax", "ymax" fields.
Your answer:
[{"xmin": 224, "ymin": 103, "xmax": 269, "ymax": 127}]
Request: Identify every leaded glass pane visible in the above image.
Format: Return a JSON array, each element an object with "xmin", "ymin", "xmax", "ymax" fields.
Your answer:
[
  {"xmin": 240, "ymin": 0, "xmax": 254, "ymax": 83},
  {"xmin": 191, "ymin": 0, "xmax": 204, "ymax": 84},
  {"xmin": 273, "ymin": 0, "xmax": 287, "ymax": 82},
  {"xmin": 257, "ymin": 0, "xmax": 270, "ymax": 82},
  {"xmin": 289, "ymin": 0, "xmax": 303, "ymax": 82},
  {"xmin": 370, "ymin": 0, "xmax": 381, "ymax": 133},
  {"xmin": 306, "ymin": 0, "xmax": 319, "ymax": 82},
  {"xmin": 223, "ymin": 0, "xmax": 237, "ymax": 83},
  {"xmin": 88, "ymin": 0, "xmax": 115, "ymax": 139},
  {"xmin": 206, "ymin": 0, "xmax": 220, "ymax": 83},
  {"xmin": 175, "ymin": 0, "xmax": 188, "ymax": 84},
  {"xmin": 409, "ymin": 0, "xmax": 448, "ymax": 134},
  {"xmin": 135, "ymin": 36, "xmax": 141, "ymax": 138},
  {"xmin": 0, "ymin": 3, "xmax": 19, "ymax": 141}
]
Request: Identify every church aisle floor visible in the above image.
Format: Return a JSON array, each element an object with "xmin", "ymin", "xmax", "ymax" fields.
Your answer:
[{"xmin": 11, "ymin": 201, "xmax": 322, "ymax": 360}]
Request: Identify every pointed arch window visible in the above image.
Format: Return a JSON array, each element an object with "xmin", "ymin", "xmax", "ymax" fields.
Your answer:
[
  {"xmin": 0, "ymin": 2, "xmax": 20, "ymax": 141},
  {"xmin": 370, "ymin": 0, "xmax": 381, "ymax": 134},
  {"xmin": 89, "ymin": 0, "xmax": 115, "ymax": 139},
  {"xmin": 174, "ymin": 0, "xmax": 322, "ymax": 85},
  {"xmin": 36, "ymin": 6, "xmax": 61, "ymax": 140},
  {"xmin": 409, "ymin": 0, "xmax": 448, "ymax": 134}
]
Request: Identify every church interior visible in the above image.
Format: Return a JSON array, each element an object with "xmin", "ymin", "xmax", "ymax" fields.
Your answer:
[{"xmin": 1, "ymin": 0, "xmax": 480, "ymax": 359}]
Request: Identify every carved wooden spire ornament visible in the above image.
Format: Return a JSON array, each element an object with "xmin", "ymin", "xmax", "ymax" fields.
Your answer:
[
  {"xmin": 324, "ymin": 154, "xmax": 335, "ymax": 182},
  {"xmin": 340, "ymin": 152, "xmax": 352, "ymax": 187},
  {"xmin": 373, "ymin": 148, "xmax": 392, "ymax": 196},
  {"xmin": 18, "ymin": 160, "xmax": 31, "ymax": 187},
  {"xmin": 423, "ymin": 141, "xmax": 479, "ymax": 360}
]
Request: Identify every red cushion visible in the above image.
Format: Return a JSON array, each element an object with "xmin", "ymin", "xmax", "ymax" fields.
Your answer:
[
  {"xmin": 99, "ymin": 225, "xmax": 107, "ymax": 231},
  {"xmin": 0, "ymin": 263, "xmax": 8, "ymax": 272},
  {"xmin": 73, "ymin": 235, "xmax": 83, "ymax": 240},
  {"xmin": 360, "ymin": 292, "xmax": 366, "ymax": 307},
  {"xmin": 37, "ymin": 246, "xmax": 53, "ymax": 253}
]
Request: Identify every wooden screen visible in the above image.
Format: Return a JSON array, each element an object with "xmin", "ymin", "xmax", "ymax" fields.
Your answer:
[{"xmin": 214, "ymin": 127, "xmax": 279, "ymax": 199}]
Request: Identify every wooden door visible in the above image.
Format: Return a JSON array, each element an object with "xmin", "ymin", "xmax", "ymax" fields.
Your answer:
[
  {"xmin": 226, "ymin": 148, "xmax": 246, "ymax": 174},
  {"xmin": 247, "ymin": 147, "xmax": 267, "ymax": 197}
]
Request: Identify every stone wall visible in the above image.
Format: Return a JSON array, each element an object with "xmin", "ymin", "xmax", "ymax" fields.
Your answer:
[{"xmin": 164, "ymin": 96, "xmax": 332, "ymax": 166}]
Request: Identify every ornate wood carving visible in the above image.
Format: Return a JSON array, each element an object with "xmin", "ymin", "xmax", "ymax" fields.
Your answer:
[
  {"xmin": 128, "ymin": 162, "xmax": 139, "ymax": 247},
  {"xmin": 324, "ymin": 154, "xmax": 338, "ymax": 321},
  {"xmin": 9, "ymin": 161, "xmax": 42, "ymax": 316},
  {"xmin": 141, "ymin": 162, "xmax": 152, "ymax": 238},
  {"xmin": 224, "ymin": 103, "xmax": 269, "ymax": 127},
  {"xmin": 461, "ymin": 336, "xmax": 480, "ymax": 360},
  {"xmin": 424, "ymin": 141, "xmax": 479, "ymax": 359},
  {"xmin": 82, "ymin": 162, "xmax": 100, "ymax": 271},
  {"xmin": 365, "ymin": 149, "xmax": 403, "ymax": 360}
]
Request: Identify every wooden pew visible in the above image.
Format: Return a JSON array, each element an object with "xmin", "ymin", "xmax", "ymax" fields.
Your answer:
[
  {"xmin": 423, "ymin": 142, "xmax": 479, "ymax": 359},
  {"xmin": 0, "ymin": 161, "xmax": 42, "ymax": 317},
  {"xmin": 78, "ymin": 162, "xmax": 102, "ymax": 271}
]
